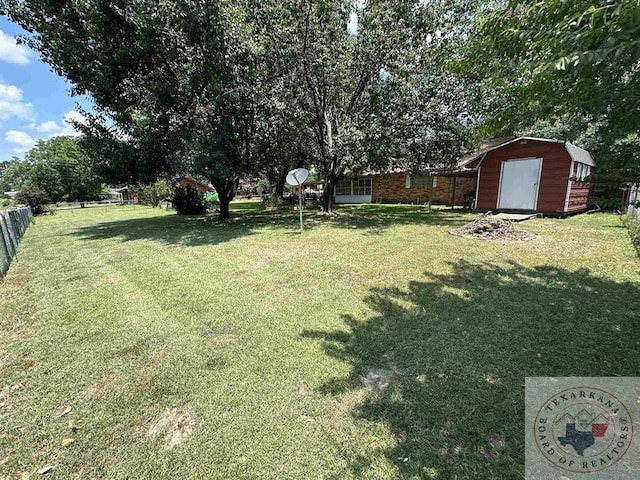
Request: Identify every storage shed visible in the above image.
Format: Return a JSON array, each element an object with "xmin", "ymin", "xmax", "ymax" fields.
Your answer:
[{"xmin": 462, "ymin": 137, "xmax": 596, "ymax": 215}]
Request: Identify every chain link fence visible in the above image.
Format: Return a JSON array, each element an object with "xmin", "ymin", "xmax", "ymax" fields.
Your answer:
[{"xmin": 0, "ymin": 206, "xmax": 32, "ymax": 278}]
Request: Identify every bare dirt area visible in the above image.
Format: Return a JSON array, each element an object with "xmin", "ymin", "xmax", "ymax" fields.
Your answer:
[{"xmin": 144, "ymin": 405, "xmax": 196, "ymax": 451}]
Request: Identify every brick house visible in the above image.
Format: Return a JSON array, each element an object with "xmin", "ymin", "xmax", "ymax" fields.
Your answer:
[{"xmin": 334, "ymin": 171, "xmax": 476, "ymax": 206}]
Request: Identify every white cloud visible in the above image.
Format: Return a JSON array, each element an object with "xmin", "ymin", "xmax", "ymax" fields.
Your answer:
[
  {"xmin": 60, "ymin": 110, "xmax": 87, "ymax": 137},
  {"xmin": 36, "ymin": 120, "xmax": 61, "ymax": 134},
  {"xmin": 5, "ymin": 130, "xmax": 36, "ymax": 153},
  {"xmin": 0, "ymin": 82, "xmax": 34, "ymax": 122},
  {"xmin": 0, "ymin": 30, "xmax": 30, "ymax": 65},
  {"xmin": 32, "ymin": 110, "xmax": 87, "ymax": 140}
]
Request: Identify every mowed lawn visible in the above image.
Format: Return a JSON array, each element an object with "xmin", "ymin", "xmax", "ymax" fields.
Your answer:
[{"xmin": 1, "ymin": 202, "xmax": 639, "ymax": 479}]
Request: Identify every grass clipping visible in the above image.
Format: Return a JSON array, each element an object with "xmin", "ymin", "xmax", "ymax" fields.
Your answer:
[{"xmin": 449, "ymin": 214, "xmax": 537, "ymax": 241}]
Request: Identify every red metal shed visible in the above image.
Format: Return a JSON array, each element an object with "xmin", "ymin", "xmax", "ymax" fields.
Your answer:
[{"xmin": 463, "ymin": 137, "xmax": 596, "ymax": 215}]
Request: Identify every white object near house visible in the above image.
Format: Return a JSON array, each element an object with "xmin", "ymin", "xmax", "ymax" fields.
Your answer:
[{"xmin": 286, "ymin": 168, "xmax": 309, "ymax": 233}]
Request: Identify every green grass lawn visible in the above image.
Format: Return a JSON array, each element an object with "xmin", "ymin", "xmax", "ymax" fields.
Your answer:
[{"xmin": 1, "ymin": 201, "xmax": 639, "ymax": 479}]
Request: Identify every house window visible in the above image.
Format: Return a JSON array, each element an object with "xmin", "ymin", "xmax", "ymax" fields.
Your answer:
[
  {"xmin": 356, "ymin": 178, "xmax": 372, "ymax": 195},
  {"xmin": 574, "ymin": 164, "xmax": 591, "ymax": 181},
  {"xmin": 335, "ymin": 178, "xmax": 352, "ymax": 196},
  {"xmin": 410, "ymin": 175, "xmax": 437, "ymax": 188}
]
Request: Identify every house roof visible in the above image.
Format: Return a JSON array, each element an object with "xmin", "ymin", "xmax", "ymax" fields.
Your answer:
[
  {"xmin": 461, "ymin": 137, "xmax": 597, "ymax": 170},
  {"xmin": 176, "ymin": 176, "xmax": 215, "ymax": 192}
]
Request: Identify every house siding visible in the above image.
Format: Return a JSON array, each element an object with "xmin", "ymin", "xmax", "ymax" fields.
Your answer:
[
  {"xmin": 371, "ymin": 173, "xmax": 474, "ymax": 205},
  {"xmin": 476, "ymin": 141, "xmax": 573, "ymax": 213},
  {"xmin": 567, "ymin": 181, "xmax": 593, "ymax": 212}
]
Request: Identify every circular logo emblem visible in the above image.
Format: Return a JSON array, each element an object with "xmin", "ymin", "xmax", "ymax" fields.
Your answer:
[{"xmin": 534, "ymin": 386, "xmax": 633, "ymax": 473}]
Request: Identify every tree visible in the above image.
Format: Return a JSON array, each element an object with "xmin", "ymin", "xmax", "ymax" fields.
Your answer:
[
  {"xmin": 2, "ymin": 0, "xmax": 286, "ymax": 219},
  {"xmin": 24, "ymin": 136, "xmax": 102, "ymax": 202},
  {"xmin": 137, "ymin": 179, "xmax": 170, "ymax": 208},
  {"xmin": 4, "ymin": 0, "xmax": 475, "ymax": 217},
  {"xmin": 0, "ymin": 137, "xmax": 102, "ymax": 202},
  {"xmin": 15, "ymin": 185, "xmax": 51, "ymax": 215},
  {"xmin": 464, "ymin": 1, "xmax": 640, "ymax": 181},
  {"xmin": 289, "ymin": 0, "xmax": 475, "ymax": 212},
  {"xmin": 0, "ymin": 157, "xmax": 29, "ymax": 193}
]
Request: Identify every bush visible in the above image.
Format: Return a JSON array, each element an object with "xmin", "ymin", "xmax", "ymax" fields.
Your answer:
[
  {"xmin": 15, "ymin": 186, "xmax": 52, "ymax": 215},
  {"xmin": 622, "ymin": 214, "xmax": 640, "ymax": 254},
  {"xmin": 139, "ymin": 179, "xmax": 170, "ymax": 207},
  {"xmin": 172, "ymin": 185, "xmax": 207, "ymax": 214},
  {"xmin": 1, "ymin": 199, "xmax": 12, "ymax": 208},
  {"xmin": 206, "ymin": 192, "xmax": 219, "ymax": 211}
]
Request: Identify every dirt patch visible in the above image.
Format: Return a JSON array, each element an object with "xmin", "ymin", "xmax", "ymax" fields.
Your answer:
[
  {"xmin": 76, "ymin": 373, "xmax": 119, "ymax": 401},
  {"xmin": 208, "ymin": 333, "xmax": 235, "ymax": 348},
  {"xmin": 449, "ymin": 214, "xmax": 537, "ymax": 241},
  {"xmin": 202, "ymin": 326, "xmax": 236, "ymax": 348},
  {"xmin": 0, "ymin": 354, "xmax": 14, "ymax": 372},
  {"xmin": 0, "ymin": 387, "xmax": 11, "ymax": 411},
  {"xmin": 145, "ymin": 405, "xmax": 196, "ymax": 451},
  {"xmin": 484, "ymin": 432, "xmax": 506, "ymax": 450},
  {"xmin": 124, "ymin": 292, "xmax": 146, "ymax": 302},
  {"xmin": 361, "ymin": 365, "xmax": 406, "ymax": 392}
]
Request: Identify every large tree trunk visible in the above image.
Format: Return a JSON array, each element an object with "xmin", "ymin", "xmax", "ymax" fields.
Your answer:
[
  {"xmin": 266, "ymin": 171, "xmax": 287, "ymax": 207},
  {"xmin": 322, "ymin": 174, "xmax": 336, "ymax": 214},
  {"xmin": 275, "ymin": 174, "xmax": 286, "ymax": 198},
  {"xmin": 213, "ymin": 178, "xmax": 237, "ymax": 220}
]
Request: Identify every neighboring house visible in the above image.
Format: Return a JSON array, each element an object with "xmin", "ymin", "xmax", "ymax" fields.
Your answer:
[
  {"xmin": 176, "ymin": 176, "xmax": 215, "ymax": 193},
  {"xmin": 107, "ymin": 187, "xmax": 134, "ymax": 203},
  {"xmin": 3, "ymin": 191, "xmax": 19, "ymax": 200},
  {"xmin": 462, "ymin": 137, "xmax": 596, "ymax": 215},
  {"xmin": 293, "ymin": 182, "xmax": 324, "ymax": 196}
]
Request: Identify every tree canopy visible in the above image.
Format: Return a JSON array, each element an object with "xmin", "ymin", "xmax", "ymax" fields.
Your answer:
[
  {"xmin": 2, "ymin": 0, "xmax": 478, "ymax": 216},
  {"xmin": 6, "ymin": 0, "xmax": 634, "ymax": 214},
  {"xmin": 464, "ymin": 0, "xmax": 640, "ymax": 181},
  {"xmin": 0, "ymin": 136, "xmax": 102, "ymax": 202}
]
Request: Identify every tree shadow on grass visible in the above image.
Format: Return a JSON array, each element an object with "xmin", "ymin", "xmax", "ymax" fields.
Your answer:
[
  {"xmin": 68, "ymin": 205, "xmax": 472, "ymax": 246},
  {"xmin": 301, "ymin": 260, "xmax": 640, "ymax": 479}
]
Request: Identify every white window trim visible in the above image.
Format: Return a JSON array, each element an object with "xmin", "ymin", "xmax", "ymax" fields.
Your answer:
[
  {"xmin": 407, "ymin": 174, "xmax": 438, "ymax": 189},
  {"xmin": 335, "ymin": 178, "xmax": 372, "ymax": 196},
  {"xmin": 564, "ymin": 160, "xmax": 574, "ymax": 212}
]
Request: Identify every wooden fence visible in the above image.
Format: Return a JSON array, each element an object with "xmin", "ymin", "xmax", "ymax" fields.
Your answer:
[
  {"xmin": 0, "ymin": 206, "xmax": 32, "ymax": 278},
  {"xmin": 626, "ymin": 185, "xmax": 640, "ymax": 220}
]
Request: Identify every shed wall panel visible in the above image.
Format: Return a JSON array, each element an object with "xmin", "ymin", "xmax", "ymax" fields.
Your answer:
[{"xmin": 476, "ymin": 141, "xmax": 572, "ymax": 213}]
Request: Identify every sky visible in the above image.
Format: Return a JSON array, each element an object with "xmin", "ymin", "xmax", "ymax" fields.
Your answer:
[{"xmin": 0, "ymin": 16, "xmax": 92, "ymax": 162}]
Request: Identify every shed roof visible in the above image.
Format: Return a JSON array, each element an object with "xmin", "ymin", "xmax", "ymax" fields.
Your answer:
[{"xmin": 461, "ymin": 137, "xmax": 596, "ymax": 170}]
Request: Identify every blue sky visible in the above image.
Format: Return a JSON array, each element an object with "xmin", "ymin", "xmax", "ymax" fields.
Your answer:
[{"xmin": 0, "ymin": 16, "xmax": 93, "ymax": 162}]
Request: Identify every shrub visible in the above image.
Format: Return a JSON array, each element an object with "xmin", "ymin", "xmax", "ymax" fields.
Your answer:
[
  {"xmin": 1, "ymin": 199, "xmax": 12, "ymax": 208},
  {"xmin": 622, "ymin": 214, "xmax": 640, "ymax": 254},
  {"xmin": 15, "ymin": 186, "xmax": 52, "ymax": 215},
  {"xmin": 139, "ymin": 179, "xmax": 170, "ymax": 207},
  {"xmin": 206, "ymin": 192, "xmax": 219, "ymax": 211},
  {"xmin": 172, "ymin": 185, "xmax": 207, "ymax": 214}
]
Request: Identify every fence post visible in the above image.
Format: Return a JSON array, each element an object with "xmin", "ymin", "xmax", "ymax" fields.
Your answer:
[{"xmin": 0, "ymin": 206, "xmax": 32, "ymax": 278}]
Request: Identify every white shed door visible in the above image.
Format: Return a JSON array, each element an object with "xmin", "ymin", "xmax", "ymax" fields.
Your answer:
[{"xmin": 497, "ymin": 158, "xmax": 542, "ymax": 210}]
